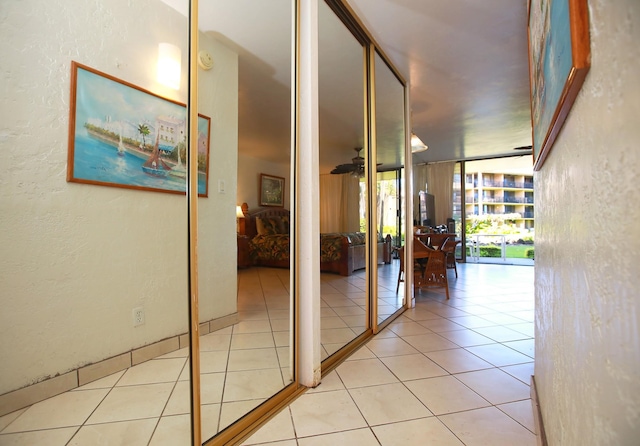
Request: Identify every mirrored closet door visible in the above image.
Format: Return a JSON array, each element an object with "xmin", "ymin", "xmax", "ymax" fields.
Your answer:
[
  {"xmin": 2, "ymin": 0, "xmax": 415, "ymax": 443},
  {"xmin": 192, "ymin": 0, "xmax": 295, "ymax": 442},
  {"xmin": 318, "ymin": 0, "xmax": 369, "ymax": 360},
  {"xmin": 373, "ymin": 50, "xmax": 408, "ymax": 329}
]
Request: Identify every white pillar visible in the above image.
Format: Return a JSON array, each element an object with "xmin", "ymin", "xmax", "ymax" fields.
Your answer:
[
  {"xmin": 296, "ymin": 0, "xmax": 321, "ymax": 388},
  {"xmin": 404, "ymin": 83, "xmax": 414, "ymax": 309}
]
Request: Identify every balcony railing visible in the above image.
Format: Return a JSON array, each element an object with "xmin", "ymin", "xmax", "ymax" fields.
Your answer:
[
  {"xmin": 481, "ymin": 180, "xmax": 534, "ymax": 189},
  {"xmin": 466, "ymin": 234, "xmax": 535, "ymax": 265},
  {"xmin": 470, "ymin": 196, "xmax": 534, "ymax": 204},
  {"xmin": 466, "ymin": 211, "xmax": 531, "ymax": 218},
  {"xmin": 482, "ymin": 197, "xmax": 533, "ymax": 204}
]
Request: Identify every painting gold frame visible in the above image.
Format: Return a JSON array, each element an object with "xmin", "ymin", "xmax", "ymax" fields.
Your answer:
[{"xmin": 528, "ymin": 0, "xmax": 590, "ymax": 170}]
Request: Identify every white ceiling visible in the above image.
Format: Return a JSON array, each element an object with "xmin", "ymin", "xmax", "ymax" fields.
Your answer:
[
  {"xmin": 162, "ymin": 0, "xmax": 533, "ymax": 171},
  {"xmin": 346, "ymin": 0, "xmax": 533, "ymax": 165}
]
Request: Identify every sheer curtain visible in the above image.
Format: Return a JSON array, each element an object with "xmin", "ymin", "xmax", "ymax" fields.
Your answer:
[
  {"xmin": 319, "ymin": 174, "xmax": 359, "ymax": 232},
  {"xmin": 413, "ymin": 162, "xmax": 455, "ymax": 226},
  {"xmin": 425, "ymin": 162, "xmax": 455, "ymax": 226},
  {"xmin": 413, "ymin": 164, "xmax": 428, "ymax": 224}
]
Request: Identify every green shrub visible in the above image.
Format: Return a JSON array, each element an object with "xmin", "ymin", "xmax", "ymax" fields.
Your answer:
[
  {"xmin": 525, "ymin": 248, "xmax": 535, "ymax": 259},
  {"xmin": 479, "ymin": 245, "xmax": 501, "ymax": 257},
  {"xmin": 466, "ymin": 213, "xmax": 523, "ymax": 235}
]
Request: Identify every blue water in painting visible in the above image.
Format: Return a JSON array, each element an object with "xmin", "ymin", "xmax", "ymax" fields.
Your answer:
[
  {"xmin": 533, "ymin": 0, "xmax": 572, "ymax": 153},
  {"xmin": 73, "ymin": 133, "xmax": 206, "ymax": 194}
]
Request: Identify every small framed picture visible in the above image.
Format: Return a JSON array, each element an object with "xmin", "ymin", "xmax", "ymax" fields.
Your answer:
[{"xmin": 259, "ymin": 174, "xmax": 285, "ymax": 207}]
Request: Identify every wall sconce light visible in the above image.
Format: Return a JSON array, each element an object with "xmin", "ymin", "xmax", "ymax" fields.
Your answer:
[
  {"xmin": 411, "ymin": 133, "xmax": 429, "ymax": 153},
  {"xmin": 236, "ymin": 205, "xmax": 245, "ymax": 233},
  {"xmin": 157, "ymin": 43, "xmax": 181, "ymax": 90}
]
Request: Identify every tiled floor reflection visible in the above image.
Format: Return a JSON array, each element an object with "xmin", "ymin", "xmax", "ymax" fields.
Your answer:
[
  {"xmin": 0, "ymin": 265, "xmax": 391, "ymax": 445},
  {"xmin": 242, "ymin": 263, "xmax": 536, "ymax": 445},
  {"xmin": 0, "ymin": 267, "xmax": 294, "ymax": 445},
  {"xmin": 320, "ymin": 259, "xmax": 405, "ymax": 358},
  {"xmin": 0, "ymin": 262, "xmax": 536, "ymax": 445}
]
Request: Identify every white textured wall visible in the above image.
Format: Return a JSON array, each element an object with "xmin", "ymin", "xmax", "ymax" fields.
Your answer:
[
  {"xmin": 534, "ymin": 1, "xmax": 640, "ymax": 444},
  {"xmin": 196, "ymin": 33, "xmax": 240, "ymax": 325},
  {"xmin": 0, "ymin": 0, "xmax": 238, "ymax": 394}
]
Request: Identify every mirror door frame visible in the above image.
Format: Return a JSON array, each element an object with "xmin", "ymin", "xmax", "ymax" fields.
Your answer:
[{"xmin": 187, "ymin": 0, "xmax": 413, "ymax": 443}]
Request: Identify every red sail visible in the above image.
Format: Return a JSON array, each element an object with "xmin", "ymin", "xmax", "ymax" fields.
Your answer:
[{"xmin": 142, "ymin": 133, "xmax": 172, "ymax": 171}]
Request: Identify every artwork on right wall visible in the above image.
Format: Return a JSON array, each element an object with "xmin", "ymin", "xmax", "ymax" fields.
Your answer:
[{"xmin": 528, "ymin": 0, "xmax": 591, "ymax": 170}]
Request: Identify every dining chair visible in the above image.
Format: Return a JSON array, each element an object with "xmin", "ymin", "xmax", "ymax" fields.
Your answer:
[
  {"xmin": 396, "ymin": 246, "xmax": 406, "ymax": 294},
  {"xmin": 396, "ymin": 246, "xmax": 424, "ymax": 294},
  {"xmin": 440, "ymin": 238, "xmax": 461, "ymax": 278},
  {"xmin": 396, "ymin": 240, "xmax": 429, "ymax": 294},
  {"xmin": 415, "ymin": 245, "xmax": 450, "ymax": 300}
]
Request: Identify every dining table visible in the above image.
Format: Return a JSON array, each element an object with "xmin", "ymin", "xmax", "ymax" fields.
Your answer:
[{"xmin": 415, "ymin": 232, "xmax": 457, "ymax": 250}]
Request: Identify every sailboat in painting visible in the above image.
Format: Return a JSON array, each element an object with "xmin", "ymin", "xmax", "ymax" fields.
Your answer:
[
  {"xmin": 169, "ymin": 144, "xmax": 186, "ymax": 179},
  {"xmin": 116, "ymin": 122, "xmax": 126, "ymax": 157},
  {"xmin": 117, "ymin": 133, "xmax": 126, "ymax": 157},
  {"xmin": 142, "ymin": 134, "xmax": 171, "ymax": 177}
]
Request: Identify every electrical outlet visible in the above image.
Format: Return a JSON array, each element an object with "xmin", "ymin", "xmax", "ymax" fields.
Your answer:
[{"xmin": 133, "ymin": 307, "xmax": 145, "ymax": 327}]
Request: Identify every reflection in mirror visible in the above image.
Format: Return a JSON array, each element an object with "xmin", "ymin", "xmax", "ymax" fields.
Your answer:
[
  {"xmin": 2, "ymin": 0, "xmax": 196, "ymax": 444},
  {"xmin": 2, "ymin": 0, "xmax": 293, "ymax": 443},
  {"xmin": 374, "ymin": 50, "xmax": 407, "ymax": 327},
  {"xmin": 318, "ymin": 0, "xmax": 368, "ymax": 360},
  {"xmin": 193, "ymin": 0, "xmax": 294, "ymax": 441}
]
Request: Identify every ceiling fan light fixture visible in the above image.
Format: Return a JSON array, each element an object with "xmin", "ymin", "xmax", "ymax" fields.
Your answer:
[
  {"xmin": 331, "ymin": 147, "xmax": 366, "ymax": 176},
  {"xmin": 411, "ymin": 133, "xmax": 428, "ymax": 153}
]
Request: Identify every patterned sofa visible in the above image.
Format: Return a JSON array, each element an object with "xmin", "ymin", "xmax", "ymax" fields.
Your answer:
[{"xmin": 240, "ymin": 204, "xmax": 391, "ymax": 276}]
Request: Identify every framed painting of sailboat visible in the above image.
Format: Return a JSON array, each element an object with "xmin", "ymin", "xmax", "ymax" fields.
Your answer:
[{"xmin": 67, "ymin": 61, "xmax": 211, "ymax": 196}]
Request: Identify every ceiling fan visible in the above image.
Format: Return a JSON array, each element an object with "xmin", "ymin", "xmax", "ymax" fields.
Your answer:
[
  {"xmin": 330, "ymin": 147, "xmax": 365, "ymax": 176},
  {"xmin": 331, "ymin": 147, "xmax": 383, "ymax": 177}
]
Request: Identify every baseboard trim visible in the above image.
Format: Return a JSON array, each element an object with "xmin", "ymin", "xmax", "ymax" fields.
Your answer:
[
  {"xmin": 530, "ymin": 375, "xmax": 548, "ymax": 446},
  {"xmin": 0, "ymin": 312, "xmax": 239, "ymax": 417}
]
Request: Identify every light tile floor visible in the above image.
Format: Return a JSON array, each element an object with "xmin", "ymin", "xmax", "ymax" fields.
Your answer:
[
  {"xmin": 242, "ymin": 263, "xmax": 536, "ymax": 445},
  {"xmin": 0, "ymin": 262, "xmax": 535, "ymax": 445}
]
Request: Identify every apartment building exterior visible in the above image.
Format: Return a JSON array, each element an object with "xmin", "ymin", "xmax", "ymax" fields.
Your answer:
[{"xmin": 465, "ymin": 170, "xmax": 535, "ymax": 229}]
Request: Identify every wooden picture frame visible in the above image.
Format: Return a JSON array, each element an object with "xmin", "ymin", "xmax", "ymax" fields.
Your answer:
[
  {"xmin": 67, "ymin": 61, "xmax": 211, "ymax": 196},
  {"xmin": 528, "ymin": 0, "xmax": 590, "ymax": 170},
  {"xmin": 259, "ymin": 174, "xmax": 285, "ymax": 207}
]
